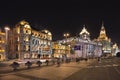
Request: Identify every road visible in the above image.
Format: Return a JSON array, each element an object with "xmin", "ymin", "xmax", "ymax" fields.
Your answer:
[
  {"xmin": 65, "ymin": 57, "xmax": 120, "ymax": 80},
  {"xmin": 0, "ymin": 57, "xmax": 120, "ymax": 80}
]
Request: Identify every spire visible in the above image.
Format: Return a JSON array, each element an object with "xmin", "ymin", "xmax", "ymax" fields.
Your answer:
[
  {"xmin": 83, "ymin": 24, "xmax": 85, "ymax": 27},
  {"xmin": 102, "ymin": 20, "xmax": 104, "ymax": 27},
  {"xmin": 101, "ymin": 20, "xmax": 105, "ymax": 30},
  {"xmin": 98, "ymin": 21, "xmax": 108, "ymax": 41}
]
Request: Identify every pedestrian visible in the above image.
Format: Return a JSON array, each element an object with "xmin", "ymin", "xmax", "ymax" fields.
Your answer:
[
  {"xmin": 98, "ymin": 57, "xmax": 101, "ymax": 63},
  {"xmin": 61, "ymin": 58, "xmax": 64, "ymax": 63},
  {"xmin": 52, "ymin": 59, "xmax": 55, "ymax": 65},
  {"xmin": 76, "ymin": 58, "xmax": 80, "ymax": 64},
  {"xmin": 57, "ymin": 58, "xmax": 60, "ymax": 67},
  {"xmin": 85, "ymin": 58, "xmax": 88, "ymax": 62},
  {"xmin": 45, "ymin": 60, "xmax": 49, "ymax": 66}
]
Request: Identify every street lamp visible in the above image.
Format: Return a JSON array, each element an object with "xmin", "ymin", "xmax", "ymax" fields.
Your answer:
[
  {"xmin": 4, "ymin": 26, "xmax": 10, "ymax": 60},
  {"xmin": 63, "ymin": 33, "xmax": 70, "ymax": 39},
  {"xmin": 63, "ymin": 33, "xmax": 70, "ymax": 43}
]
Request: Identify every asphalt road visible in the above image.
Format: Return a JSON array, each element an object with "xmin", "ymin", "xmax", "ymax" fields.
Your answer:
[
  {"xmin": 0, "ymin": 57, "xmax": 120, "ymax": 80},
  {"xmin": 64, "ymin": 57, "xmax": 120, "ymax": 80}
]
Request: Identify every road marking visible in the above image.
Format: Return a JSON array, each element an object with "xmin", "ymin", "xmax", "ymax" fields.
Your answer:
[
  {"xmin": 87, "ymin": 64, "xmax": 119, "ymax": 68},
  {"xmin": 114, "ymin": 67, "xmax": 120, "ymax": 75},
  {"xmin": 112, "ymin": 64, "xmax": 118, "ymax": 67}
]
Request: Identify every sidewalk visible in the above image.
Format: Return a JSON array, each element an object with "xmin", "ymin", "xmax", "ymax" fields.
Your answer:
[
  {"xmin": 0, "ymin": 59, "xmax": 55, "ymax": 74},
  {"xmin": 0, "ymin": 59, "xmax": 96, "ymax": 80}
]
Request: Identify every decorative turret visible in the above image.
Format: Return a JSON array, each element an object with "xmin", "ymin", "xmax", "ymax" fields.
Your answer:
[{"xmin": 79, "ymin": 25, "xmax": 90, "ymax": 40}]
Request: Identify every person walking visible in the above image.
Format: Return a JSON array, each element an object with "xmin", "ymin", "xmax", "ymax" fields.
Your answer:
[
  {"xmin": 97, "ymin": 57, "xmax": 101, "ymax": 63},
  {"xmin": 57, "ymin": 58, "xmax": 60, "ymax": 67}
]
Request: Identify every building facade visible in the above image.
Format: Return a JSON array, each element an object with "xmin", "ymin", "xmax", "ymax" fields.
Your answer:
[
  {"xmin": 112, "ymin": 43, "xmax": 120, "ymax": 56},
  {"xmin": 74, "ymin": 26, "xmax": 102, "ymax": 59},
  {"xmin": 1, "ymin": 20, "xmax": 52, "ymax": 60},
  {"xmin": 96, "ymin": 22, "xmax": 112, "ymax": 55},
  {"xmin": 57, "ymin": 26, "xmax": 102, "ymax": 59},
  {"xmin": 0, "ymin": 29, "xmax": 6, "ymax": 61},
  {"xmin": 0, "ymin": 20, "xmax": 117, "ymax": 61},
  {"xmin": 52, "ymin": 42, "xmax": 70, "ymax": 58}
]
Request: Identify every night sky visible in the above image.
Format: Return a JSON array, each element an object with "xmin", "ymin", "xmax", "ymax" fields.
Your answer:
[{"xmin": 0, "ymin": 1, "xmax": 120, "ymax": 45}]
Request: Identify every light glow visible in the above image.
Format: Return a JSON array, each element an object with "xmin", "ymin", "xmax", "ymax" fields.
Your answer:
[{"xmin": 80, "ymin": 27, "xmax": 89, "ymax": 35}]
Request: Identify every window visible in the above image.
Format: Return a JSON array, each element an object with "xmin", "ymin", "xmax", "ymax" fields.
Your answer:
[{"xmin": 74, "ymin": 45, "xmax": 81, "ymax": 50}]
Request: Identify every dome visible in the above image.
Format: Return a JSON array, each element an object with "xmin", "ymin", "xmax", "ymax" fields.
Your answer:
[
  {"xmin": 19, "ymin": 20, "xmax": 31, "ymax": 29},
  {"xmin": 42, "ymin": 29, "xmax": 52, "ymax": 35}
]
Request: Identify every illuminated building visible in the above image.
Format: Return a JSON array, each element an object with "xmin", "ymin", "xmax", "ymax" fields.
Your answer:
[
  {"xmin": 57, "ymin": 25, "xmax": 102, "ymax": 59},
  {"xmin": 0, "ymin": 29, "xmax": 5, "ymax": 61},
  {"xmin": 77, "ymin": 26, "xmax": 102, "ymax": 58},
  {"xmin": 0, "ymin": 20, "xmax": 116, "ymax": 60},
  {"xmin": 52, "ymin": 42, "xmax": 70, "ymax": 58},
  {"xmin": 12, "ymin": 20, "xmax": 52, "ymax": 60},
  {"xmin": 112, "ymin": 43, "xmax": 120, "ymax": 56},
  {"xmin": 97, "ymin": 21, "xmax": 112, "ymax": 54},
  {"xmin": 80, "ymin": 25, "xmax": 90, "ymax": 40}
]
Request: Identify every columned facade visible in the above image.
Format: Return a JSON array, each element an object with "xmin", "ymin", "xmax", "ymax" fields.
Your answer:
[
  {"xmin": 0, "ymin": 29, "xmax": 6, "ymax": 61},
  {"xmin": 13, "ymin": 20, "xmax": 52, "ymax": 60},
  {"xmin": 52, "ymin": 42, "xmax": 70, "ymax": 58},
  {"xmin": 57, "ymin": 26, "xmax": 102, "ymax": 59}
]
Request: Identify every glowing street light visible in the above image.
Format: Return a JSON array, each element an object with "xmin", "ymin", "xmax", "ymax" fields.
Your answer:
[
  {"xmin": 63, "ymin": 33, "xmax": 70, "ymax": 39},
  {"xmin": 63, "ymin": 33, "xmax": 70, "ymax": 44}
]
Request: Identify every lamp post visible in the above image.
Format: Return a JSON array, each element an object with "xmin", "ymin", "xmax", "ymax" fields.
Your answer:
[
  {"xmin": 63, "ymin": 33, "xmax": 70, "ymax": 46},
  {"xmin": 4, "ymin": 26, "xmax": 10, "ymax": 60}
]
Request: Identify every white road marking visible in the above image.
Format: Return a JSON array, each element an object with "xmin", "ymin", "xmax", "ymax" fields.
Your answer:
[
  {"xmin": 113, "ymin": 66, "xmax": 120, "ymax": 75},
  {"xmin": 87, "ymin": 64, "xmax": 119, "ymax": 68}
]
